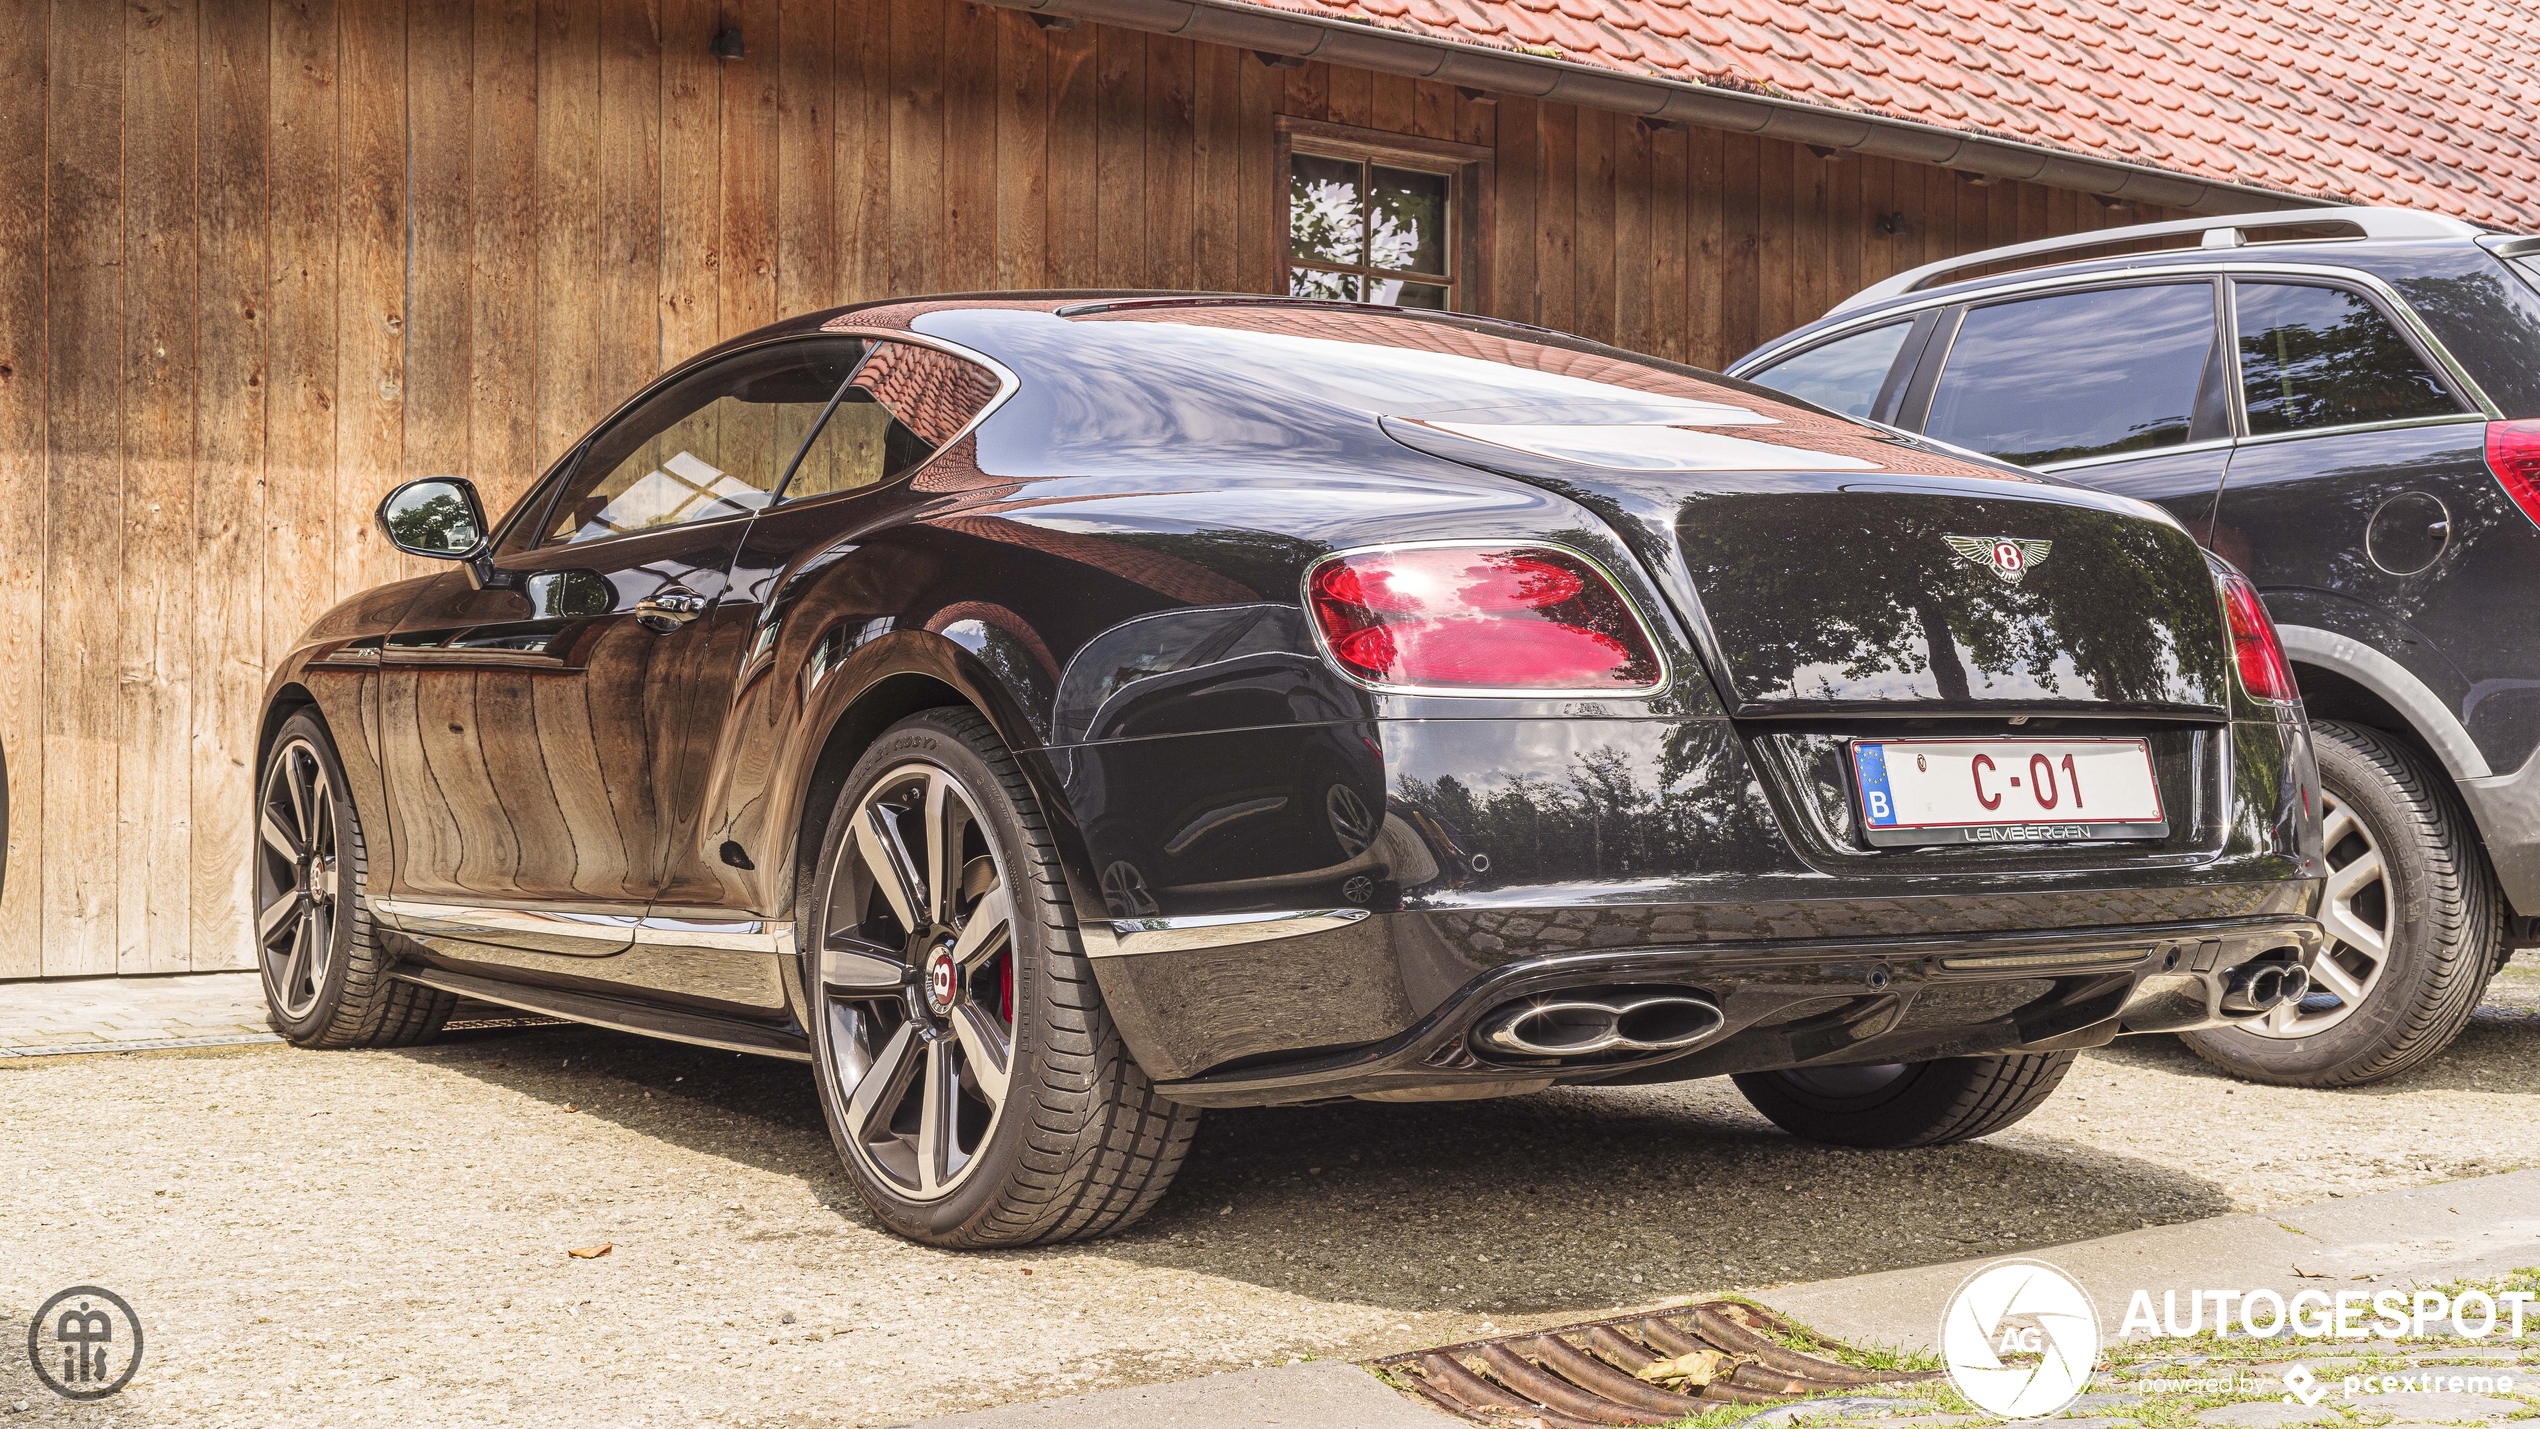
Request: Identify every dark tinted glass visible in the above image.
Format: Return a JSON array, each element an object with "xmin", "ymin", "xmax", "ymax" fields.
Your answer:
[
  {"xmin": 1925, "ymin": 283, "xmax": 2216, "ymax": 466},
  {"xmin": 1288, "ymin": 154, "xmax": 1364, "ymax": 267},
  {"xmin": 2234, "ymin": 282, "xmax": 2460, "ymax": 435},
  {"xmin": 1747, "ymin": 322, "xmax": 1912, "ymax": 419},
  {"xmin": 1369, "ymin": 166, "xmax": 1449, "ymax": 276}
]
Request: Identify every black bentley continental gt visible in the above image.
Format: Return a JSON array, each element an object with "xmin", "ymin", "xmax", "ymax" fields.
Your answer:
[{"xmin": 256, "ymin": 294, "xmax": 2324, "ymax": 1246}]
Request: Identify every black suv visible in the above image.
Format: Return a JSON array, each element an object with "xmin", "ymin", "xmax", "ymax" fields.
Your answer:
[{"xmin": 1733, "ymin": 207, "xmax": 2540, "ymax": 1088}]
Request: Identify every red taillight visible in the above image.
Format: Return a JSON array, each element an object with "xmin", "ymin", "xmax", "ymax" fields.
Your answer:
[
  {"xmin": 2486, "ymin": 419, "xmax": 2540, "ymax": 528},
  {"xmin": 2216, "ymin": 567, "xmax": 2298, "ymax": 705},
  {"xmin": 1306, "ymin": 546, "xmax": 1663, "ymax": 692}
]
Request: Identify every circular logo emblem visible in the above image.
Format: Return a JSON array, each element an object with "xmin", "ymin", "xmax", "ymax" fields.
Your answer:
[
  {"xmin": 1993, "ymin": 540, "xmax": 2025, "ymax": 574},
  {"xmin": 1938, "ymin": 1259, "xmax": 2098, "ymax": 1419},
  {"xmin": 26, "ymin": 1286, "xmax": 143, "ymax": 1401},
  {"xmin": 924, "ymin": 948, "xmax": 958, "ymax": 1014}
]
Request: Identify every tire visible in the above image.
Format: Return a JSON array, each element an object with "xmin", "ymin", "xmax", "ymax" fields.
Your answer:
[
  {"xmin": 804, "ymin": 708, "xmax": 1199, "ymax": 1247},
  {"xmin": 1732, "ymin": 1052, "xmax": 2076, "ymax": 1148},
  {"xmin": 2182, "ymin": 721, "xmax": 2502, "ymax": 1087},
  {"xmin": 255, "ymin": 710, "xmax": 456, "ymax": 1048}
]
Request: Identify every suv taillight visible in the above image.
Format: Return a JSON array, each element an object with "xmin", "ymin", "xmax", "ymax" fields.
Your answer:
[
  {"xmin": 2485, "ymin": 420, "xmax": 2540, "ymax": 528},
  {"xmin": 2215, "ymin": 565, "xmax": 2299, "ymax": 705},
  {"xmin": 1306, "ymin": 545, "xmax": 1664, "ymax": 692}
]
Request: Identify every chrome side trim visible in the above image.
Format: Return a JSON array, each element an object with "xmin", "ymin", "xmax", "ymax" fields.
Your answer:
[
  {"xmin": 372, "ymin": 899, "xmax": 798, "ymax": 956},
  {"xmin": 372, "ymin": 898, "xmax": 640, "ymax": 946},
  {"xmin": 1098, "ymin": 908, "xmax": 1373, "ymax": 959},
  {"xmin": 633, "ymin": 917, "xmax": 798, "ymax": 956}
]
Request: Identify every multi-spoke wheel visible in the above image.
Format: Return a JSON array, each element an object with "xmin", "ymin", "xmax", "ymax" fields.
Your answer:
[
  {"xmin": 253, "ymin": 710, "xmax": 456, "ymax": 1048},
  {"xmin": 2248, "ymin": 788, "xmax": 2386, "ymax": 1039},
  {"xmin": 818, "ymin": 760, "xmax": 1018, "ymax": 1201},
  {"xmin": 805, "ymin": 709, "xmax": 1200, "ymax": 1246},
  {"xmin": 2185, "ymin": 720, "xmax": 2501, "ymax": 1087},
  {"xmin": 257, "ymin": 735, "xmax": 341, "ymax": 1019}
]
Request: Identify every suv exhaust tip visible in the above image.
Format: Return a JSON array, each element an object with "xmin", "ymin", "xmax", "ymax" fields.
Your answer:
[
  {"xmin": 2220, "ymin": 961, "xmax": 2310, "ymax": 1015},
  {"xmin": 1474, "ymin": 990, "xmax": 1724, "ymax": 1059}
]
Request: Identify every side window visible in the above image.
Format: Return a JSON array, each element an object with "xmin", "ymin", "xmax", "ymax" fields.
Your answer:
[
  {"xmin": 544, "ymin": 339, "xmax": 865, "ymax": 545},
  {"xmin": 780, "ymin": 339, "xmax": 1001, "ymax": 501},
  {"xmin": 1744, "ymin": 322, "xmax": 1913, "ymax": 419},
  {"xmin": 2233, "ymin": 282, "xmax": 2462, "ymax": 435},
  {"xmin": 1924, "ymin": 283, "xmax": 2217, "ymax": 467}
]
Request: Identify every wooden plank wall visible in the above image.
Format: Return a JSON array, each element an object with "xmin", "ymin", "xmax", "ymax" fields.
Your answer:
[{"xmin": 0, "ymin": 0, "xmax": 2201, "ymax": 977}]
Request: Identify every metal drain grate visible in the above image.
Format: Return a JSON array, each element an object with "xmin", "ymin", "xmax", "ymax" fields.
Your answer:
[{"xmin": 1369, "ymin": 1299, "xmax": 1938, "ymax": 1428}]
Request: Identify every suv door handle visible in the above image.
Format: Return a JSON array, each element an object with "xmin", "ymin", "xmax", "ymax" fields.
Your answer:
[{"xmin": 635, "ymin": 586, "xmax": 709, "ymax": 633}]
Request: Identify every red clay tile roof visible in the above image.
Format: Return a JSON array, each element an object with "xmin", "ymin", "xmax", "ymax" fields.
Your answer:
[{"xmin": 1249, "ymin": 0, "xmax": 2540, "ymax": 228}]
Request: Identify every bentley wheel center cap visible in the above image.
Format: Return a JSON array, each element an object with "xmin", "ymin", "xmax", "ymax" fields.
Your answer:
[{"xmin": 923, "ymin": 946, "xmax": 959, "ymax": 1015}]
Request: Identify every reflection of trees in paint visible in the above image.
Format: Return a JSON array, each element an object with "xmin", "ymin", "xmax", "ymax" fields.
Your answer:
[{"xmin": 1394, "ymin": 727, "xmax": 1774, "ymax": 886}]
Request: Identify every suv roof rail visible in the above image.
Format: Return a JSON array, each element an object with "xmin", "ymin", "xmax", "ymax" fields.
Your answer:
[{"xmin": 1829, "ymin": 206, "xmax": 2491, "ymax": 317}]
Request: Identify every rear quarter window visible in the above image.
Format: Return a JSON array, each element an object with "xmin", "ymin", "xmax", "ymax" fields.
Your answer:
[
  {"xmin": 1744, "ymin": 321, "xmax": 1912, "ymax": 419},
  {"xmin": 2231, "ymin": 281, "xmax": 2460, "ymax": 434}
]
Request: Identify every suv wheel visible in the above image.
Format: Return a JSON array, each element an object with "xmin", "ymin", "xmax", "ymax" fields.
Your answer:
[
  {"xmin": 1731, "ymin": 1051, "xmax": 2075, "ymax": 1148},
  {"xmin": 2183, "ymin": 721, "xmax": 2502, "ymax": 1087},
  {"xmin": 256, "ymin": 710, "xmax": 456, "ymax": 1047},
  {"xmin": 805, "ymin": 709, "xmax": 1200, "ymax": 1246}
]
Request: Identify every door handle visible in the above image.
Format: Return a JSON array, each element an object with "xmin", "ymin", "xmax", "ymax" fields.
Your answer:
[{"xmin": 635, "ymin": 586, "xmax": 709, "ymax": 633}]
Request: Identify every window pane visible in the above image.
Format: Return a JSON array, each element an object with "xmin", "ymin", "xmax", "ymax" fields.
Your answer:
[
  {"xmin": 2235, "ymin": 282, "xmax": 2460, "ymax": 435},
  {"xmin": 1288, "ymin": 154, "xmax": 1364, "ymax": 266},
  {"xmin": 1925, "ymin": 284, "xmax": 2215, "ymax": 466},
  {"xmin": 1369, "ymin": 277, "xmax": 1449, "ymax": 310},
  {"xmin": 548, "ymin": 340, "xmax": 862, "ymax": 544},
  {"xmin": 1746, "ymin": 322, "xmax": 1912, "ymax": 419},
  {"xmin": 1369, "ymin": 166, "xmax": 1449, "ymax": 276},
  {"xmin": 1290, "ymin": 267, "xmax": 1360, "ymax": 301}
]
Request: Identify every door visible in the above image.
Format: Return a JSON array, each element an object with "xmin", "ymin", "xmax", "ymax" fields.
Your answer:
[
  {"xmin": 379, "ymin": 337, "xmax": 867, "ymax": 965},
  {"xmin": 2207, "ymin": 276, "xmax": 2486, "ymax": 703},
  {"xmin": 1912, "ymin": 279, "xmax": 2235, "ymax": 542}
]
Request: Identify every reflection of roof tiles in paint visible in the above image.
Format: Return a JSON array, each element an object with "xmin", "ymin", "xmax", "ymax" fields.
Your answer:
[{"xmin": 1236, "ymin": 0, "xmax": 2540, "ymax": 227}]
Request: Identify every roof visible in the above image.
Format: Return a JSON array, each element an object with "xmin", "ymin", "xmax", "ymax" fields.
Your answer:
[{"xmin": 1235, "ymin": 0, "xmax": 2540, "ymax": 229}]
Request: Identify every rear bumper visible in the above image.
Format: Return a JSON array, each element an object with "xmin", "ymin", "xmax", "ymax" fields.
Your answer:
[{"xmin": 1149, "ymin": 913, "xmax": 2323, "ymax": 1108}]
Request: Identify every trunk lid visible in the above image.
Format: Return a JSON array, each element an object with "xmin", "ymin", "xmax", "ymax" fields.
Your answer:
[{"xmin": 1380, "ymin": 414, "xmax": 2233, "ymax": 717}]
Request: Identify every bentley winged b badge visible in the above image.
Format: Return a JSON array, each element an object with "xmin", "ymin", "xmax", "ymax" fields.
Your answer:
[{"xmin": 1945, "ymin": 534, "xmax": 2053, "ymax": 585}]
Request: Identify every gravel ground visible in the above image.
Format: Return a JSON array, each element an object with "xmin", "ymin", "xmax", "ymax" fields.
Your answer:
[{"xmin": 4, "ymin": 954, "xmax": 2536, "ymax": 1428}]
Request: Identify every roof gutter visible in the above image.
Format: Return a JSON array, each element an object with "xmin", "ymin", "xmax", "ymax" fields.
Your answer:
[{"xmin": 989, "ymin": 0, "xmax": 2340, "ymax": 216}]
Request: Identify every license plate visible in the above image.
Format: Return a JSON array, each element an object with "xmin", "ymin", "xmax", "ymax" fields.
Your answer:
[{"xmin": 1849, "ymin": 738, "xmax": 2167, "ymax": 848}]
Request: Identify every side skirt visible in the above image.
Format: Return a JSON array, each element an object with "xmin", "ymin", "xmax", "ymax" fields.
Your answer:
[{"xmin": 398, "ymin": 965, "xmax": 814, "ymax": 1062}]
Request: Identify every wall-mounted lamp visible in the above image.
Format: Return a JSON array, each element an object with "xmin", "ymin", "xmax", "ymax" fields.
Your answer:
[
  {"xmin": 712, "ymin": 26, "xmax": 744, "ymax": 61},
  {"xmin": 1807, "ymin": 144, "xmax": 1845, "ymax": 162},
  {"xmin": 1875, "ymin": 211, "xmax": 1908, "ymax": 236}
]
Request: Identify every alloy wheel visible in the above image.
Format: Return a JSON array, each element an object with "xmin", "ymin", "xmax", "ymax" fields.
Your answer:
[
  {"xmin": 2252, "ymin": 789, "xmax": 2388, "ymax": 1038},
  {"xmin": 255, "ymin": 737, "xmax": 340, "ymax": 1020},
  {"xmin": 817, "ymin": 762, "xmax": 1017, "ymax": 1202}
]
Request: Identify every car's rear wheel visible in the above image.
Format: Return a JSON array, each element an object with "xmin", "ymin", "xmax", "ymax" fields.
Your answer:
[
  {"xmin": 805, "ymin": 709, "xmax": 1199, "ymax": 1247},
  {"xmin": 2182, "ymin": 721, "xmax": 2501, "ymax": 1087},
  {"xmin": 1731, "ymin": 1051, "xmax": 2075, "ymax": 1148},
  {"xmin": 256, "ymin": 710, "xmax": 456, "ymax": 1048}
]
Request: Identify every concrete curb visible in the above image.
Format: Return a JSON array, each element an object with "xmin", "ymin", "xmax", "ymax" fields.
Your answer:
[{"xmin": 893, "ymin": 1170, "xmax": 2540, "ymax": 1429}]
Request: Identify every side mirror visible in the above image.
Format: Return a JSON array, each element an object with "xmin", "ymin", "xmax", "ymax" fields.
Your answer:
[{"xmin": 377, "ymin": 477, "xmax": 489, "ymax": 560}]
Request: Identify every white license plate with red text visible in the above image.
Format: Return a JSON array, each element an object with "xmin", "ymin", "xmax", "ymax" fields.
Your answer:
[{"xmin": 1848, "ymin": 738, "xmax": 2167, "ymax": 848}]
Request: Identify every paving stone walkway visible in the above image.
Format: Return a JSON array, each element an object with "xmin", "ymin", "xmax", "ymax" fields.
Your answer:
[{"xmin": 0, "ymin": 969, "xmax": 276, "ymax": 1056}]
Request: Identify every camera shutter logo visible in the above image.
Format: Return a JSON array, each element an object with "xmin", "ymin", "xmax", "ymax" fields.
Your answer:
[
  {"xmin": 26, "ymin": 1286, "xmax": 143, "ymax": 1401},
  {"xmin": 1939, "ymin": 1260, "xmax": 2099, "ymax": 1418}
]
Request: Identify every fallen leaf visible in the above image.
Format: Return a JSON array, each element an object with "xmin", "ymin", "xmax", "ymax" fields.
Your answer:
[
  {"xmin": 568, "ymin": 1242, "xmax": 614, "ymax": 1260},
  {"xmin": 1637, "ymin": 1348, "xmax": 1729, "ymax": 1387},
  {"xmin": 2292, "ymin": 1265, "xmax": 2327, "ymax": 1279},
  {"xmin": 563, "ymin": 1104, "xmax": 579, "ymax": 1113}
]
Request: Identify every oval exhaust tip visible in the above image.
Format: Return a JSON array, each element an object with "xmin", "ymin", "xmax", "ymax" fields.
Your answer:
[{"xmin": 1474, "ymin": 990, "xmax": 1723, "ymax": 1059}]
